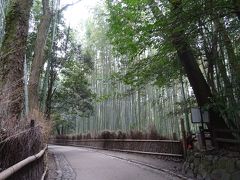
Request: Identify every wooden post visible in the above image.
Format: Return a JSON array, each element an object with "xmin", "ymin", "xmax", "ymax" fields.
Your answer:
[
  {"xmin": 212, "ymin": 129, "xmax": 219, "ymax": 149},
  {"xmin": 199, "ymin": 126, "xmax": 207, "ymax": 150},
  {"xmin": 30, "ymin": 119, "xmax": 35, "ymax": 128},
  {"xmin": 199, "ymin": 107, "xmax": 207, "ymax": 150},
  {"xmin": 173, "ymin": 132, "xmax": 177, "ymax": 140},
  {"xmin": 180, "ymin": 118, "xmax": 187, "ymax": 157}
]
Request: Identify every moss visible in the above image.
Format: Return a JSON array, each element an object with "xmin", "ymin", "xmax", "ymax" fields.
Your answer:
[{"xmin": 1, "ymin": 2, "xmax": 19, "ymax": 54}]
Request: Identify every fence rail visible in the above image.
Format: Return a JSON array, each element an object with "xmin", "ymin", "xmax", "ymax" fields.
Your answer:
[
  {"xmin": 0, "ymin": 146, "xmax": 47, "ymax": 180},
  {"xmin": 55, "ymin": 139, "xmax": 181, "ymax": 143},
  {"xmin": 0, "ymin": 125, "xmax": 45, "ymax": 180},
  {"xmin": 213, "ymin": 129, "xmax": 240, "ymax": 145},
  {"xmin": 50, "ymin": 138, "xmax": 183, "ymax": 157}
]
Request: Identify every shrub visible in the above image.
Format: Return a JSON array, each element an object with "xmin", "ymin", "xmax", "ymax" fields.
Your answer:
[
  {"xmin": 117, "ymin": 131, "xmax": 126, "ymax": 139},
  {"xmin": 101, "ymin": 131, "xmax": 111, "ymax": 139},
  {"xmin": 148, "ymin": 125, "xmax": 159, "ymax": 140},
  {"xmin": 77, "ymin": 134, "xmax": 82, "ymax": 140},
  {"xmin": 85, "ymin": 133, "xmax": 91, "ymax": 139},
  {"xmin": 109, "ymin": 131, "xmax": 117, "ymax": 139},
  {"xmin": 99, "ymin": 131, "xmax": 116, "ymax": 139},
  {"xmin": 57, "ymin": 135, "xmax": 68, "ymax": 139},
  {"xmin": 129, "ymin": 130, "xmax": 143, "ymax": 139}
]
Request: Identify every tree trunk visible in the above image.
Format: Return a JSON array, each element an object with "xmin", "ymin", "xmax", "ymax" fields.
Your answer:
[
  {"xmin": 28, "ymin": 0, "xmax": 52, "ymax": 112},
  {"xmin": 0, "ymin": 0, "xmax": 33, "ymax": 128},
  {"xmin": 45, "ymin": 63, "xmax": 56, "ymax": 120},
  {"xmin": 28, "ymin": 0, "xmax": 81, "ymax": 113},
  {"xmin": 233, "ymin": 0, "xmax": 240, "ymax": 20},
  {"xmin": 169, "ymin": 1, "xmax": 231, "ymax": 134},
  {"xmin": 217, "ymin": 36, "xmax": 239, "ymax": 129},
  {"xmin": 215, "ymin": 19, "xmax": 240, "ymax": 96},
  {"xmin": 198, "ymin": 21, "xmax": 217, "ymax": 94},
  {"xmin": 146, "ymin": 0, "xmax": 232, "ymax": 135}
]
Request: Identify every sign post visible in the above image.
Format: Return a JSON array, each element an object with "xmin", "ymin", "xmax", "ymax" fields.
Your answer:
[{"xmin": 191, "ymin": 107, "xmax": 209, "ymax": 150}]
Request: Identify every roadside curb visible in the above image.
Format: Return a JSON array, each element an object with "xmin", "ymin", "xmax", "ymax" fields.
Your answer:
[
  {"xmin": 95, "ymin": 150, "xmax": 192, "ymax": 180},
  {"xmin": 53, "ymin": 153, "xmax": 63, "ymax": 180}
]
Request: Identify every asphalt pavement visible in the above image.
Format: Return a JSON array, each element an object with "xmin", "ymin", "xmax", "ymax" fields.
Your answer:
[{"xmin": 48, "ymin": 145, "xmax": 182, "ymax": 180}]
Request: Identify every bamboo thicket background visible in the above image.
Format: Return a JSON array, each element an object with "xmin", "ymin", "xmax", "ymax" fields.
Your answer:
[{"xmin": 72, "ymin": 7, "xmax": 199, "ymax": 139}]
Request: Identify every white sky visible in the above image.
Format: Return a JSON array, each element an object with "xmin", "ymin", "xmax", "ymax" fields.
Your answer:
[{"xmin": 61, "ymin": 0, "xmax": 101, "ymax": 38}]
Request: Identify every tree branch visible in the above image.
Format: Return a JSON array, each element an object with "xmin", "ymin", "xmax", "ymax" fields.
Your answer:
[
  {"xmin": 42, "ymin": 0, "xmax": 50, "ymax": 15},
  {"xmin": 59, "ymin": 0, "xmax": 82, "ymax": 13}
]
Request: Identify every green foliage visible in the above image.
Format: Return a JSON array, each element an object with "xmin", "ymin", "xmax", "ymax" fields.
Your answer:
[
  {"xmin": 52, "ymin": 113, "xmax": 76, "ymax": 135},
  {"xmin": 54, "ymin": 59, "xmax": 95, "ymax": 116},
  {"xmin": 48, "ymin": 0, "xmax": 240, "ymax": 136},
  {"xmin": 30, "ymin": 0, "xmax": 42, "ymax": 28},
  {"xmin": 106, "ymin": 0, "xmax": 180, "ymax": 88},
  {"xmin": 121, "ymin": 53, "xmax": 180, "ymax": 88},
  {"xmin": 52, "ymin": 52, "xmax": 95, "ymax": 134},
  {"xmin": 106, "ymin": 0, "xmax": 240, "ymax": 125},
  {"xmin": 106, "ymin": 0, "xmax": 153, "ymax": 57},
  {"xmin": 1, "ymin": 1, "xmax": 19, "ymax": 53}
]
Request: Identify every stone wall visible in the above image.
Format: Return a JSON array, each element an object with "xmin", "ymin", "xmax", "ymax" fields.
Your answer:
[{"xmin": 182, "ymin": 150, "xmax": 240, "ymax": 180}]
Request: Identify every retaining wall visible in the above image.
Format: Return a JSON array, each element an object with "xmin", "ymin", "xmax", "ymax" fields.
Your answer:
[{"xmin": 182, "ymin": 151, "xmax": 240, "ymax": 180}]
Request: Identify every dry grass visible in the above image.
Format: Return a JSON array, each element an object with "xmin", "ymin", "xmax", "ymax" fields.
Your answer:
[
  {"xmin": 28, "ymin": 109, "xmax": 52, "ymax": 142},
  {"xmin": 0, "ymin": 80, "xmax": 24, "ymax": 135},
  {"xmin": 0, "ymin": 126, "xmax": 44, "ymax": 170},
  {"xmin": 56, "ymin": 128, "xmax": 169, "ymax": 141},
  {"xmin": 0, "ymin": 77, "xmax": 48, "ymax": 178}
]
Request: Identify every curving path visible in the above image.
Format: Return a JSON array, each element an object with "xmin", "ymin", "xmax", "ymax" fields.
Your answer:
[{"xmin": 48, "ymin": 145, "xmax": 182, "ymax": 180}]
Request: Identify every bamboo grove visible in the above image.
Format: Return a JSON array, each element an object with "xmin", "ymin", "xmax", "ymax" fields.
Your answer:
[
  {"xmin": 74, "ymin": 0, "xmax": 240, "ymax": 139},
  {"xmin": 0, "ymin": 0, "xmax": 239, "ymax": 140}
]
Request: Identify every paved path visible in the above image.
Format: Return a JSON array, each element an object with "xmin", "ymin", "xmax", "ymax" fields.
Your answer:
[{"xmin": 48, "ymin": 145, "xmax": 182, "ymax": 180}]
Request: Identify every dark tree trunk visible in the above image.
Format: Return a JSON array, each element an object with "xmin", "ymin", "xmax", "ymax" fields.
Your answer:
[
  {"xmin": 28, "ymin": 0, "xmax": 81, "ymax": 113},
  {"xmin": 56, "ymin": 126, "xmax": 61, "ymax": 135},
  {"xmin": 169, "ymin": 1, "xmax": 232, "ymax": 137},
  {"xmin": 0, "ymin": 0, "xmax": 33, "ymax": 128},
  {"xmin": 29, "ymin": 0, "xmax": 52, "ymax": 112},
  {"xmin": 214, "ymin": 19, "xmax": 240, "ymax": 98},
  {"xmin": 233, "ymin": 0, "xmax": 240, "ymax": 20},
  {"xmin": 149, "ymin": 0, "xmax": 230, "ymax": 132},
  {"xmin": 173, "ymin": 37, "xmax": 212, "ymax": 106},
  {"xmin": 45, "ymin": 64, "xmax": 56, "ymax": 120},
  {"xmin": 172, "ymin": 33, "xmax": 230, "ymax": 131},
  {"xmin": 198, "ymin": 21, "xmax": 217, "ymax": 94}
]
